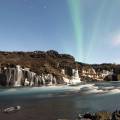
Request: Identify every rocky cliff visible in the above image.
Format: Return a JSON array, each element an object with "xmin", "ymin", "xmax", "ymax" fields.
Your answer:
[
  {"xmin": 0, "ymin": 50, "xmax": 81, "ymax": 86},
  {"xmin": 0, "ymin": 50, "xmax": 119, "ymax": 86}
]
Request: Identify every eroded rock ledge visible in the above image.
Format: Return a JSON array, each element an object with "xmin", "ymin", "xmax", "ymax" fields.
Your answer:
[{"xmin": 0, "ymin": 50, "xmax": 119, "ymax": 86}]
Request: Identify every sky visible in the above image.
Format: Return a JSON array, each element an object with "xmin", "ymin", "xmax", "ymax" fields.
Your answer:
[{"xmin": 0, "ymin": 0, "xmax": 120, "ymax": 64}]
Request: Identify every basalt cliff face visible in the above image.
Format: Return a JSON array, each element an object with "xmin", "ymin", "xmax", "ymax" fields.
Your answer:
[
  {"xmin": 0, "ymin": 50, "xmax": 81, "ymax": 86},
  {"xmin": 0, "ymin": 50, "xmax": 119, "ymax": 87}
]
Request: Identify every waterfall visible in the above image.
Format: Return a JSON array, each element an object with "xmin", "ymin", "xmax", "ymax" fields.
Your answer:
[
  {"xmin": 4, "ymin": 67, "xmax": 10, "ymax": 86},
  {"xmin": 14, "ymin": 65, "xmax": 23, "ymax": 87},
  {"xmin": 30, "ymin": 72, "xmax": 36, "ymax": 86},
  {"xmin": 73, "ymin": 69, "xmax": 80, "ymax": 79},
  {"xmin": 42, "ymin": 74, "xmax": 45, "ymax": 85},
  {"xmin": 38, "ymin": 75, "xmax": 42, "ymax": 86},
  {"xmin": 49, "ymin": 74, "xmax": 53, "ymax": 85},
  {"xmin": 0, "ymin": 65, "xmax": 59, "ymax": 87},
  {"xmin": 22, "ymin": 68, "xmax": 30, "ymax": 86},
  {"xmin": 7, "ymin": 68, "xmax": 16, "ymax": 86},
  {"xmin": 53, "ymin": 76, "xmax": 57, "ymax": 85},
  {"xmin": 24, "ymin": 78, "xmax": 29, "ymax": 86},
  {"xmin": 70, "ymin": 69, "xmax": 81, "ymax": 84},
  {"xmin": 61, "ymin": 69, "xmax": 65, "ymax": 75},
  {"xmin": 7, "ymin": 68, "xmax": 12, "ymax": 85},
  {"xmin": 34, "ymin": 75, "xmax": 38, "ymax": 86},
  {"xmin": 72, "ymin": 69, "xmax": 80, "ymax": 80}
]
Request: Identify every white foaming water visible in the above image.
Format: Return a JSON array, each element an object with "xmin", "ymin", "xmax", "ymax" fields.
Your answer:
[
  {"xmin": 102, "ymin": 86, "xmax": 114, "ymax": 90},
  {"xmin": 105, "ymin": 89, "xmax": 120, "ymax": 95},
  {"xmin": 0, "ymin": 82, "xmax": 120, "ymax": 97},
  {"xmin": 79, "ymin": 82, "xmax": 120, "ymax": 95},
  {"xmin": 78, "ymin": 84, "xmax": 104, "ymax": 94}
]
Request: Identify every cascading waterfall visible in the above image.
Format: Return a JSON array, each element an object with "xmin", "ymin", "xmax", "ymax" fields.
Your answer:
[
  {"xmin": 53, "ymin": 77, "xmax": 57, "ymax": 85},
  {"xmin": 23, "ymin": 68, "xmax": 30, "ymax": 86},
  {"xmin": 38, "ymin": 75, "xmax": 42, "ymax": 86},
  {"xmin": 15, "ymin": 65, "xmax": 23, "ymax": 87},
  {"xmin": 61, "ymin": 69, "xmax": 65, "ymax": 75},
  {"xmin": 30, "ymin": 72, "xmax": 36, "ymax": 86},
  {"xmin": 6, "ymin": 67, "xmax": 16, "ymax": 86},
  {"xmin": 34, "ymin": 75, "xmax": 38, "ymax": 86},
  {"xmin": 69, "ymin": 69, "xmax": 81, "ymax": 85},
  {"xmin": 72, "ymin": 69, "xmax": 80, "ymax": 80},
  {"xmin": 49, "ymin": 74, "xmax": 53, "ymax": 85},
  {"xmin": 4, "ymin": 67, "xmax": 10, "ymax": 86},
  {"xmin": 0, "ymin": 65, "xmax": 59, "ymax": 87},
  {"xmin": 42, "ymin": 74, "xmax": 46, "ymax": 85}
]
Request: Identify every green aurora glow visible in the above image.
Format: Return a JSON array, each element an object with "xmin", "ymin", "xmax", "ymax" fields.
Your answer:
[
  {"xmin": 87, "ymin": 0, "xmax": 108, "ymax": 59},
  {"xmin": 67, "ymin": 0, "xmax": 84, "ymax": 61},
  {"xmin": 68, "ymin": 0, "xmax": 111, "ymax": 62}
]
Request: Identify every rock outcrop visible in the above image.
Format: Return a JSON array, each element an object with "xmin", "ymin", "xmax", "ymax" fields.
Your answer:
[
  {"xmin": 77, "ymin": 110, "xmax": 120, "ymax": 120},
  {"xmin": 0, "ymin": 50, "xmax": 81, "ymax": 86},
  {"xmin": 0, "ymin": 50, "xmax": 119, "ymax": 86}
]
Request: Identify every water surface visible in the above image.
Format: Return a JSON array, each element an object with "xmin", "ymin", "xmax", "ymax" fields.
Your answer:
[{"xmin": 0, "ymin": 81, "xmax": 120, "ymax": 120}]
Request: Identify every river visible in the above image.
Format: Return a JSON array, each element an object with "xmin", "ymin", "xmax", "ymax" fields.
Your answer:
[{"xmin": 0, "ymin": 81, "xmax": 120, "ymax": 120}]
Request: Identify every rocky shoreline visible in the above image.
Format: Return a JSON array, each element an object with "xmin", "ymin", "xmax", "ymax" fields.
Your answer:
[
  {"xmin": 3, "ymin": 110, "xmax": 120, "ymax": 120},
  {"xmin": 58, "ymin": 110, "xmax": 120, "ymax": 120}
]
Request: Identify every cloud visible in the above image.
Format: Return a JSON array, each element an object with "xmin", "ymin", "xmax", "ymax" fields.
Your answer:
[{"xmin": 112, "ymin": 33, "xmax": 120, "ymax": 46}]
